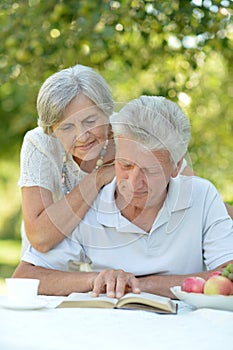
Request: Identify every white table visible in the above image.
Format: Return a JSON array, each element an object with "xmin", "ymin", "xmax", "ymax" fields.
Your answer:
[{"xmin": 0, "ymin": 298, "xmax": 233, "ymax": 350}]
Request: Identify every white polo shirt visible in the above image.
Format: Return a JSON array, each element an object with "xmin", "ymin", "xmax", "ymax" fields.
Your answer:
[{"xmin": 22, "ymin": 176, "xmax": 233, "ymax": 276}]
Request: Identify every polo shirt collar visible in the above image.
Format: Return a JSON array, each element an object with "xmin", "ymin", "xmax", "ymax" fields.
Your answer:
[
  {"xmin": 165, "ymin": 175, "xmax": 193, "ymax": 213},
  {"xmin": 163, "ymin": 175, "xmax": 193, "ymax": 234},
  {"xmin": 96, "ymin": 175, "xmax": 193, "ymax": 233},
  {"xmin": 150, "ymin": 176, "xmax": 193, "ymax": 234},
  {"xmin": 96, "ymin": 179, "xmax": 147, "ymax": 234}
]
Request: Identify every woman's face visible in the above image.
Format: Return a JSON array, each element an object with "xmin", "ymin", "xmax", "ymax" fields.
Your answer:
[{"xmin": 52, "ymin": 94, "xmax": 109, "ymax": 161}]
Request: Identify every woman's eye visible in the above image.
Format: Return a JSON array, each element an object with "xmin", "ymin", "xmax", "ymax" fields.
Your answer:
[
  {"xmin": 83, "ymin": 119, "xmax": 96, "ymax": 126},
  {"xmin": 60, "ymin": 124, "xmax": 75, "ymax": 132}
]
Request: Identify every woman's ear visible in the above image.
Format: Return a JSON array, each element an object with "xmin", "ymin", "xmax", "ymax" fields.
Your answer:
[{"xmin": 171, "ymin": 158, "xmax": 183, "ymax": 178}]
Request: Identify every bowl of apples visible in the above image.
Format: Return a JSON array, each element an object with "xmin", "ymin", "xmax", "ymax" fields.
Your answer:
[{"xmin": 170, "ymin": 264, "xmax": 233, "ymax": 311}]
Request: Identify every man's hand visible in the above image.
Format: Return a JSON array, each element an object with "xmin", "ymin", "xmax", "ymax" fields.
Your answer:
[{"xmin": 91, "ymin": 269, "xmax": 140, "ymax": 298}]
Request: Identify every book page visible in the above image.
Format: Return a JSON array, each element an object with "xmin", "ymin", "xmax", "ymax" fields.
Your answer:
[
  {"xmin": 58, "ymin": 292, "xmax": 118, "ymax": 309},
  {"xmin": 118, "ymin": 292, "xmax": 172, "ymax": 304},
  {"xmin": 67, "ymin": 292, "xmax": 118, "ymax": 303},
  {"xmin": 116, "ymin": 292, "xmax": 177, "ymax": 313},
  {"xmin": 118, "ymin": 303, "xmax": 176, "ymax": 314}
]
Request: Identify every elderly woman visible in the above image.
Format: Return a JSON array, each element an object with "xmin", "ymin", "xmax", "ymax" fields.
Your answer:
[{"xmin": 19, "ymin": 64, "xmax": 115, "ymax": 255}]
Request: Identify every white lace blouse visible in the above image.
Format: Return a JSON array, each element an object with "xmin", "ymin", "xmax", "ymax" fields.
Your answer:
[
  {"xmin": 18, "ymin": 127, "xmax": 87, "ymax": 254},
  {"xmin": 18, "ymin": 127, "xmax": 87, "ymax": 199}
]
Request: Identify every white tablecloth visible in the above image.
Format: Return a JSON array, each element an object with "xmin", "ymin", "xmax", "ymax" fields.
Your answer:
[{"xmin": 0, "ymin": 298, "xmax": 232, "ymax": 350}]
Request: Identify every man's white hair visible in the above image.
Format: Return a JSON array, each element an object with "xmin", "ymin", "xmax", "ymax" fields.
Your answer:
[{"xmin": 110, "ymin": 96, "xmax": 191, "ymax": 164}]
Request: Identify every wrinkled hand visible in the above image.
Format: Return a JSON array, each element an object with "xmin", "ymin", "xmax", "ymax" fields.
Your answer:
[
  {"xmin": 97, "ymin": 162, "xmax": 115, "ymax": 188},
  {"xmin": 91, "ymin": 269, "xmax": 140, "ymax": 299}
]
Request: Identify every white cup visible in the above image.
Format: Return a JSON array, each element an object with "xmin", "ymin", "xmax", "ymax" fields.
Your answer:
[{"xmin": 5, "ymin": 278, "xmax": 40, "ymax": 305}]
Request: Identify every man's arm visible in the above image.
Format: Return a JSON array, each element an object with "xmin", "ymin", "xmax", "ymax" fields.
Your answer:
[
  {"xmin": 13, "ymin": 261, "xmax": 98, "ymax": 296},
  {"xmin": 138, "ymin": 260, "xmax": 233, "ymax": 298},
  {"xmin": 12, "ymin": 262, "xmax": 140, "ymax": 297},
  {"xmin": 225, "ymin": 203, "xmax": 233, "ymax": 219},
  {"xmin": 13, "ymin": 260, "xmax": 233, "ymax": 298}
]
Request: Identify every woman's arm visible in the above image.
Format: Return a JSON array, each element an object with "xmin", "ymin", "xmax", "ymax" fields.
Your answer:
[{"xmin": 22, "ymin": 164, "xmax": 115, "ymax": 253}]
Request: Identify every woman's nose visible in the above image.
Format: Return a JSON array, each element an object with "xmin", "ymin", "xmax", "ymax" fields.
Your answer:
[
  {"xmin": 75, "ymin": 125, "xmax": 90, "ymax": 142},
  {"xmin": 77, "ymin": 130, "xmax": 90, "ymax": 142}
]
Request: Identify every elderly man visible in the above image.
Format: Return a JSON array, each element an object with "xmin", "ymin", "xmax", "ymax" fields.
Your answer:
[{"xmin": 13, "ymin": 96, "xmax": 233, "ymax": 298}]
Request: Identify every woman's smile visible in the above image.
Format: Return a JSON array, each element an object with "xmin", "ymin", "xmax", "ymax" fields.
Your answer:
[{"xmin": 75, "ymin": 140, "xmax": 97, "ymax": 152}]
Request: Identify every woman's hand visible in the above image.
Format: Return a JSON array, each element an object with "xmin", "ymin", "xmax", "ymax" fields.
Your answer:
[{"xmin": 96, "ymin": 162, "xmax": 115, "ymax": 189}]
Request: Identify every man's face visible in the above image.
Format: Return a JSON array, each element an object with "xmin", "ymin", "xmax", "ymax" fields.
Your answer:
[{"xmin": 115, "ymin": 136, "xmax": 177, "ymax": 210}]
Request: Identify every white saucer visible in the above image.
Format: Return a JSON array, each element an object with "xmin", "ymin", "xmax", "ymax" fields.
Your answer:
[{"xmin": 0, "ymin": 297, "xmax": 48, "ymax": 310}]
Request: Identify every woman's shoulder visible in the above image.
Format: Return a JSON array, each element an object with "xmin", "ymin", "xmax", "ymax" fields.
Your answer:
[
  {"xmin": 25, "ymin": 126, "xmax": 53, "ymax": 141},
  {"xmin": 24, "ymin": 127, "xmax": 60, "ymax": 147},
  {"xmin": 22, "ymin": 127, "xmax": 64, "ymax": 159}
]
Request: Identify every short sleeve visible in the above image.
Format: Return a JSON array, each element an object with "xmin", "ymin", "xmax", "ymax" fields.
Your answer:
[
  {"xmin": 22, "ymin": 231, "xmax": 84, "ymax": 271},
  {"xmin": 18, "ymin": 128, "xmax": 62, "ymax": 195},
  {"xmin": 202, "ymin": 182, "xmax": 233, "ymax": 269}
]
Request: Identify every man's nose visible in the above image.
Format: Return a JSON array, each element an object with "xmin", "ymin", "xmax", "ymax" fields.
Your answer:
[{"xmin": 127, "ymin": 166, "xmax": 144, "ymax": 188}]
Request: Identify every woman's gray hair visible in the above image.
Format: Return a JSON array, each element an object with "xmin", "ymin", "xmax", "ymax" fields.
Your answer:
[
  {"xmin": 110, "ymin": 96, "xmax": 191, "ymax": 164},
  {"xmin": 37, "ymin": 64, "xmax": 114, "ymax": 134}
]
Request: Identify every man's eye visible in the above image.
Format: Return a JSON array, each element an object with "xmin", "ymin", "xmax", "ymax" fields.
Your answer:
[
  {"xmin": 118, "ymin": 162, "xmax": 133, "ymax": 170},
  {"xmin": 144, "ymin": 167, "xmax": 161, "ymax": 175}
]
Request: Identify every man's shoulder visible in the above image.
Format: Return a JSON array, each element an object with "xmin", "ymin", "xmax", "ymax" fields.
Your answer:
[
  {"xmin": 176, "ymin": 175, "xmax": 218, "ymax": 199},
  {"xmin": 178, "ymin": 174, "xmax": 214, "ymax": 187},
  {"xmin": 84, "ymin": 179, "xmax": 117, "ymax": 220},
  {"xmin": 166, "ymin": 175, "xmax": 220, "ymax": 216}
]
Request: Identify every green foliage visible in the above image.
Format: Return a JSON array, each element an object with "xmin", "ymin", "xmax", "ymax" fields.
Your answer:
[
  {"xmin": 0, "ymin": 1, "xmax": 232, "ymax": 177},
  {"xmin": 0, "ymin": 159, "xmax": 21, "ymax": 240},
  {"xmin": 0, "ymin": 240, "xmax": 21, "ymax": 280},
  {"xmin": 0, "ymin": 0, "xmax": 232, "ymax": 252}
]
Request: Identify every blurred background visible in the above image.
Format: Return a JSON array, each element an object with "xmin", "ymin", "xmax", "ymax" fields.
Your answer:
[{"xmin": 0, "ymin": 0, "xmax": 232, "ymax": 291}]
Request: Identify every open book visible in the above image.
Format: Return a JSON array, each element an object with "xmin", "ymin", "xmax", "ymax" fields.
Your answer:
[{"xmin": 57, "ymin": 292, "xmax": 177, "ymax": 314}]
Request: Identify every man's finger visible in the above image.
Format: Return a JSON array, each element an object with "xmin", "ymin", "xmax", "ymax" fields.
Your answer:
[
  {"xmin": 106, "ymin": 278, "xmax": 116, "ymax": 298},
  {"xmin": 92, "ymin": 274, "xmax": 105, "ymax": 297},
  {"xmin": 128, "ymin": 276, "xmax": 141, "ymax": 294}
]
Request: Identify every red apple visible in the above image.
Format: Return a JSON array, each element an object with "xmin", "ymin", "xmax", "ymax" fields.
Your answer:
[
  {"xmin": 204, "ymin": 275, "xmax": 233, "ymax": 295},
  {"xmin": 206, "ymin": 271, "xmax": 221, "ymax": 280},
  {"xmin": 181, "ymin": 277, "xmax": 206, "ymax": 293}
]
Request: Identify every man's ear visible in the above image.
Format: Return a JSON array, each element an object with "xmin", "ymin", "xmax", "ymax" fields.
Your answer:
[{"xmin": 171, "ymin": 158, "xmax": 183, "ymax": 178}]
